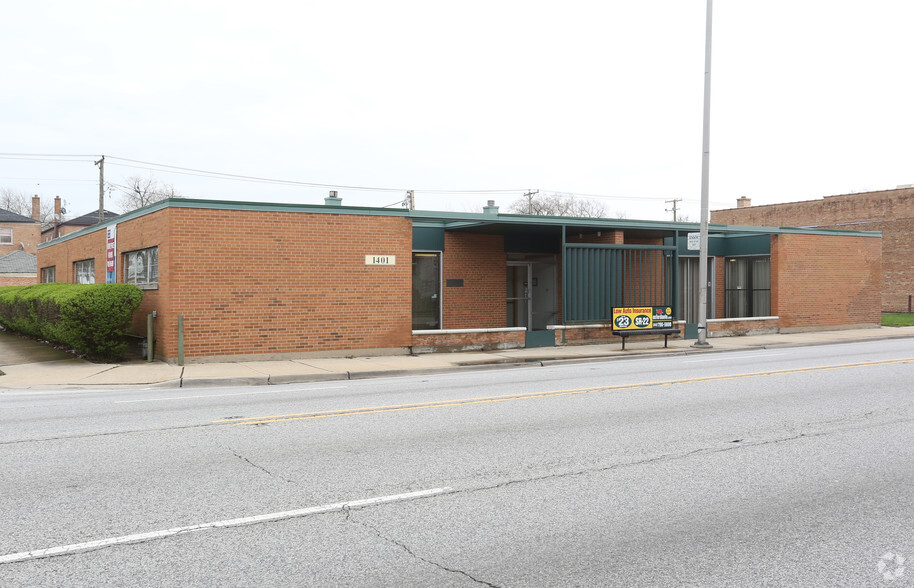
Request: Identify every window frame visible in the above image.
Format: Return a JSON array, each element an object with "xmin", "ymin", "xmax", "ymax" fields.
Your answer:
[
  {"xmin": 74, "ymin": 259, "xmax": 96, "ymax": 284},
  {"xmin": 41, "ymin": 266, "xmax": 56, "ymax": 283},
  {"xmin": 412, "ymin": 251, "xmax": 442, "ymax": 330},
  {"xmin": 0, "ymin": 227, "xmax": 12, "ymax": 245},
  {"xmin": 123, "ymin": 247, "xmax": 159, "ymax": 290},
  {"xmin": 724, "ymin": 255, "xmax": 771, "ymax": 318}
]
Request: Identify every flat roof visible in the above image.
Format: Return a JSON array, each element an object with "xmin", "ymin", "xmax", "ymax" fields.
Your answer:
[{"xmin": 38, "ymin": 197, "xmax": 882, "ymax": 248}]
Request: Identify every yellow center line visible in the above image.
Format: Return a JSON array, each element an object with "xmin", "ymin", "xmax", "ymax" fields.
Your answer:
[{"xmin": 214, "ymin": 357, "xmax": 914, "ymax": 426}]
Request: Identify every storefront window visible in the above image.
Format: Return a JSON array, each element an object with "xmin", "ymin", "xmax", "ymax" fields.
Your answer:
[{"xmin": 725, "ymin": 256, "xmax": 770, "ymax": 317}]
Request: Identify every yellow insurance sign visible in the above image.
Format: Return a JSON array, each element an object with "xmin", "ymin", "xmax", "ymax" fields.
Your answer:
[{"xmin": 612, "ymin": 307, "xmax": 674, "ymax": 331}]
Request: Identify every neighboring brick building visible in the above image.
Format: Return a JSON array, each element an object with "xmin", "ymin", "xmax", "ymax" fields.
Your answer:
[
  {"xmin": 36, "ymin": 196, "xmax": 881, "ymax": 363},
  {"xmin": 1, "ymin": 204, "xmax": 41, "ymax": 257},
  {"xmin": 42, "ymin": 208, "xmax": 121, "ymax": 241},
  {"xmin": 711, "ymin": 187, "xmax": 913, "ymax": 312}
]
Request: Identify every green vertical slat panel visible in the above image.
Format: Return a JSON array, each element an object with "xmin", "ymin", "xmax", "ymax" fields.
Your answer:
[
  {"xmin": 576, "ymin": 248, "xmax": 584, "ymax": 321},
  {"xmin": 564, "ymin": 244, "xmax": 674, "ymax": 322},
  {"xmin": 580, "ymin": 248, "xmax": 587, "ymax": 320},
  {"xmin": 649, "ymin": 250, "xmax": 655, "ymax": 305},
  {"xmin": 568, "ymin": 248, "xmax": 575, "ymax": 321},
  {"xmin": 569, "ymin": 248, "xmax": 576, "ymax": 321},
  {"xmin": 585, "ymin": 249, "xmax": 599, "ymax": 321},
  {"xmin": 595, "ymin": 249, "xmax": 602, "ymax": 319},
  {"xmin": 591, "ymin": 249, "xmax": 599, "ymax": 320},
  {"xmin": 600, "ymin": 250, "xmax": 612, "ymax": 317},
  {"xmin": 577, "ymin": 248, "xmax": 585, "ymax": 321}
]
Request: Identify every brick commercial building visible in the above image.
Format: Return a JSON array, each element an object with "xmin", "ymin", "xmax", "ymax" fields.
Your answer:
[
  {"xmin": 712, "ymin": 187, "xmax": 912, "ymax": 312},
  {"xmin": 35, "ymin": 196, "xmax": 881, "ymax": 363}
]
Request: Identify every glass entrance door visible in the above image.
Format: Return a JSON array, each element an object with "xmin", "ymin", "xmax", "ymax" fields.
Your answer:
[
  {"xmin": 508, "ymin": 259, "xmax": 557, "ymax": 348},
  {"xmin": 412, "ymin": 253, "xmax": 440, "ymax": 329},
  {"xmin": 506, "ymin": 263, "xmax": 531, "ymax": 329}
]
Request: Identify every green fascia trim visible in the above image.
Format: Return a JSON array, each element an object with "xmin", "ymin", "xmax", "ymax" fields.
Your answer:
[
  {"xmin": 714, "ymin": 224, "xmax": 882, "ymax": 238},
  {"xmin": 38, "ymin": 198, "xmax": 883, "ymax": 250},
  {"xmin": 413, "ymin": 226, "xmax": 445, "ymax": 251}
]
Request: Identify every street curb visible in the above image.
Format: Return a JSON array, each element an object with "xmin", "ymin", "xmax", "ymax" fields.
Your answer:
[{"xmin": 4, "ymin": 331, "xmax": 913, "ymax": 390}]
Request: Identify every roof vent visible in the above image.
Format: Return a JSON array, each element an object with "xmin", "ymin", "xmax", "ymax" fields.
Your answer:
[
  {"xmin": 483, "ymin": 200, "xmax": 499, "ymax": 216},
  {"xmin": 324, "ymin": 190, "xmax": 342, "ymax": 206}
]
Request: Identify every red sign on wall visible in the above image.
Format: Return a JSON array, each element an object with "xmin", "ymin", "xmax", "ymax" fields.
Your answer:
[{"xmin": 105, "ymin": 224, "xmax": 117, "ymax": 283}]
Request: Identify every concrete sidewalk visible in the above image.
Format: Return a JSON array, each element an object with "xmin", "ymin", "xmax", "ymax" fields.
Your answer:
[{"xmin": 2, "ymin": 326, "xmax": 914, "ymax": 390}]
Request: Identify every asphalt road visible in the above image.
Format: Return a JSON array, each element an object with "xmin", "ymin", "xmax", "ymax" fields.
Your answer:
[{"xmin": 2, "ymin": 339, "xmax": 913, "ymax": 586}]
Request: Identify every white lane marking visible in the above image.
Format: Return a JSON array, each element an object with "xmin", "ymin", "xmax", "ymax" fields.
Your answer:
[
  {"xmin": 114, "ymin": 385, "xmax": 347, "ymax": 403},
  {"xmin": 684, "ymin": 353, "xmax": 786, "ymax": 363},
  {"xmin": 0, "ymin": 487, "xmax": 453, "ymax": 564}
]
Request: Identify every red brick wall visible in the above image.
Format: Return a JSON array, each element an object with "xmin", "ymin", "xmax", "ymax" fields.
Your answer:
[
  {"xmin": 710, "ymin": 256, "xmax": 723, "ymax": 319},
  {"xmin": 771, "ymin": 233, "xmax": 881, "ymax": 328},
  {"xmin": 441, "ymin": 233, "xmax": 506, "ymax": 329},
  {"xmin": 39, "ymin": 207, "xmax": 414, "ymax": 361},
  {"xmin": 166, "ymin": 208, "xmax": 412, "ymax": 360},
  {"xmin": 567, "ymin": 230, "xmax": 624, "ymax": 245},
  {"xmin": 712, "ymin": 188, "xmax": 910, "ymax": 311}
]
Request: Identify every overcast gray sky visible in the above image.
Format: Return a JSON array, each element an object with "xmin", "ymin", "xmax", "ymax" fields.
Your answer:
[{"xmin": 2, "ymin": 0, "xmax": 912, "ymax": 221}]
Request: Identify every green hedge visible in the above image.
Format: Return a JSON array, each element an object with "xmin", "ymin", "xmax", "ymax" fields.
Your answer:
[{"xmin": 0, "ymin": 283, "xmax": 143, "ymax": 360}]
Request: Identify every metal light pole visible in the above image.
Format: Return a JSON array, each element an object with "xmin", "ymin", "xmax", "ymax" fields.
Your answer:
[{"xmin": 694, "ymin": 0, "xmax": 713, "ymax": 348}]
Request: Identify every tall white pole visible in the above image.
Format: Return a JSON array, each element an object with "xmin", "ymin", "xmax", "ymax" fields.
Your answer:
[{"xmin": 694, "ymin": 0, "xmax": 713, "ymax": 348}]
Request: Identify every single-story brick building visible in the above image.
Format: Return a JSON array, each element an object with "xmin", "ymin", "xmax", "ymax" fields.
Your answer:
[{"xmin": 35, "ymin": 196, "xmax": 882, "ymax": 363}]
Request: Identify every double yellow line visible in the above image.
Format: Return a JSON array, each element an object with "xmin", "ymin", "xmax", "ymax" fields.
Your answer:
[{"xmin": 213, "ymin": 357, "xmax": 914, "ymax": 427}]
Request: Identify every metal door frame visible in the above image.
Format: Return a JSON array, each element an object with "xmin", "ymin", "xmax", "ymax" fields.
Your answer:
[{"xmin": 506, "ymin": 261, "xmax": 533, "ymax": 330}]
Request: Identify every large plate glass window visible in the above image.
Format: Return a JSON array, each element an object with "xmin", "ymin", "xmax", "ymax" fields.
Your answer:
[
  {"xmin": 41, "ymin": 266, "xmax": 56, "ymax": 283},
  {"xmin": 74, "ymin": 259, "xmax": 95, "ymax": 284},
  {"xmin": 725, "ymin": 256, "xmax": 770, "ymax": 317},
  {"xmin": 124, "ymin": 247, "xmax": 158, "ymax": 289}
]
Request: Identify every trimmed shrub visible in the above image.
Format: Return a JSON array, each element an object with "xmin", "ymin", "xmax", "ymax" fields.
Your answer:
[{"xmin": 0, "ymin": 283, "xmax": 143, "ymax": 360}]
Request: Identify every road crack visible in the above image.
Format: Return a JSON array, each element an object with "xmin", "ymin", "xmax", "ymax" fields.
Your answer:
[
  {"xmin": 220, "ymin": 444, "xmax": 296, "ymax": 484},
  {"xmin": 344, "ymin": 508, "xmax": 501, "ymax": 587}
]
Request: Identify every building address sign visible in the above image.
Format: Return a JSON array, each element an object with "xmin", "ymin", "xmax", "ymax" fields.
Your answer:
[{"xmin": 365, "ymin": 255, "xmax": 396, "ymax": 266}]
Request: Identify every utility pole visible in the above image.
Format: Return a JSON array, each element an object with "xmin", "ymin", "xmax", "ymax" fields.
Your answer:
[
  {"xmin": 406, "ymin": 190, "xmax": 415, "ymax": 210},
  {"xmin": 94, "ymin": 155, "xmax": 105, "ymax": 223},
  {"xmin": 665, "ymin": 198, "xmax": 682, "ymax": 222},
  {"xmin": 523, "ymin": 189, "xmax": 539, "ymax": 215},
  {"xmin": 694, "ymin": 0, "xmax": 713, "ymax": 349}
]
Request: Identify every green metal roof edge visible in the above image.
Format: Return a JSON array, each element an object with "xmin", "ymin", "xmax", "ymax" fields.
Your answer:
[
  {"xmin": 713, "ymin": 224, "xmax": 881, "ymax": 237},
  {"xmin": 38, "ymin": 198, "xmax": 882, "ymax": 249}
]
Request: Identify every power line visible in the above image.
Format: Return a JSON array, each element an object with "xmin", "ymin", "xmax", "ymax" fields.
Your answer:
[{"xmin": 1, "ymin": 152, "xmax": 691, "ymax": 206}]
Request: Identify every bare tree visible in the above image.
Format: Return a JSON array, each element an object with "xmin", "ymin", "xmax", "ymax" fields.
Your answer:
[
  {"xmin": 508, "ymin": 192, "xmax": 608, "ymax": 218},
  {"xmin": 0, "ymin": 187, "xmax": 60, "ymax": 229},
  {"xmin": 114, "ymin": 175, "xmax": 179, "ymax": 212}
]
